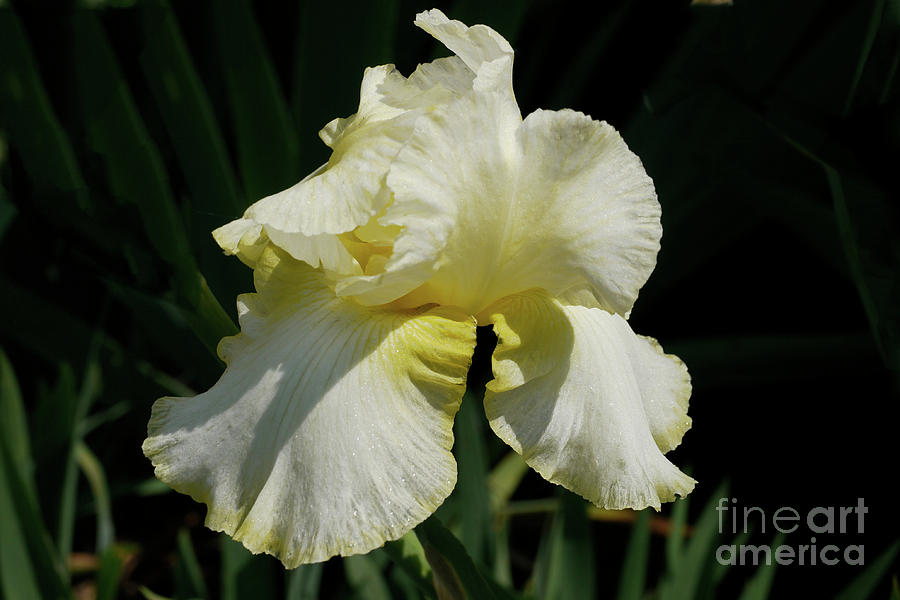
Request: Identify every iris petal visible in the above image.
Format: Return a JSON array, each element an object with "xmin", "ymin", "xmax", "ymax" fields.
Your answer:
[
  {"xmin": 485, "ymin": 291, "xmax": 694, "ymax": 510},
  {"xmin": 414, "ymin": 9, "xmax": 513, "ymax": 85},
  {"xmin": 143, "ymin": 248, "xmax": 476, "ymax": 565},
  {"xmin": 339, "ymin": 100, "xmax": 658, "ymax": 319}
]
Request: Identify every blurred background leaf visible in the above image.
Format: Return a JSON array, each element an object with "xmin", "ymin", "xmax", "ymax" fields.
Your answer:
[{"xmin": 0, "ymin": 0, "xmax": 898, "ymax": 598}]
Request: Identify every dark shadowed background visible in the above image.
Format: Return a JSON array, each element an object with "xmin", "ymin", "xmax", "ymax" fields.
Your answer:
[{"xmin": 1, "ymin": 0, "xmax": 898, "ymax": 598}]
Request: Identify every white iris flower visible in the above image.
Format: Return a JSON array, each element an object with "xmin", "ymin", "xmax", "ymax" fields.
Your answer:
[{"xmin": 143, "ymin": 9, "xmax": 694, "ymax": 567}]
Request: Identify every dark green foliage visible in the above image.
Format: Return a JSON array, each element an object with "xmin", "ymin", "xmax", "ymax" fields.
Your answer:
[{"xmin": 0, "ymin": 1, "xmax": 897, "ymax": 598}]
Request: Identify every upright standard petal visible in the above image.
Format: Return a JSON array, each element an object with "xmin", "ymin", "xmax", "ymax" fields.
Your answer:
[
  {"xmin": 214, "ymin": 10, "xmax": 521, "ymax": 280},
  {"xmin": 484, "ymin": 291, "xmax": 694, "ymax": 510},
  {"xmin": 512, "ymin": 109, "xmax": 660, "ymax": 316},
  {"xmin": 335, "ymin": 86, "xmax": 521, "ymax": 308},
  {"xmin": 212, "ymin": 67, "xmax": 420, "ymax": 274},
  {"xmin": 339, "ymin": 95, "xmax": 658, "ymax": 318},
  {"xmin": 143, "ymin": 248, "xmax": 476, "ymax": 566},
  {"xmin": 248, "ymin": 68, "xmax": 418, "ymax": 238},
  {"xmin": 414, "ymin": 9, "xmax": 513, "ymax": 86}
]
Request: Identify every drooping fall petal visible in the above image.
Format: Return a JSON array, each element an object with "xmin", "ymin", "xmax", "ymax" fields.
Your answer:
[
  {"xmin": 143, "ymin": 248, "xmax": 476, "ymax": 566},
  {"xmin": 484, "ymin": 291, "xmax": 694, "ymax": 510}
]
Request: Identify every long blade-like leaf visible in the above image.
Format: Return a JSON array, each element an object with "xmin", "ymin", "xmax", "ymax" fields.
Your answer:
[
  {"xmin": 220, "ymin": 536, "xmax": 277, "ymax": 600},
  {"xmin": 213, "ymin": 0, "xmax": 300, "ymax": 200},
  {"xmin": 454, "ymin": 390, "xmax": 492, "ymax": 565},
  {"xmin": 291, "ymin": 0, "xmax": 397, "ymax": 174},
  {"xmin": 0, "ymin": 450, "xmax": 43, "ymax": 600},
  {"xmin": 383, "ymin": 532, "xmax": 436, "ymax": 599},
  {"xmin": 540, "ymin": 490, "xmax": 596, "ymax": 600},
  {"xmin": 617, "ymin": 509, "xmax": 650, "ymax": 600},
  {"xmin": 344, "ymin": 554, "xmax": 392, "ymax": 600},
  {"xmin": 72, "ymin": 9, "xmax": 236, "ymax": 353},
  {"xmin": 0, "ymin": 418, "xmax": 68, "ymax": 598},
  {"xmin": 736, "ymin": 533, "xmax": 786, "ymax": 600},
  {"xmin": 660, "ymin": 482, "xmax": 728, "ymax": 600},
  {"xmin": 834, "ymin": 541, "xmax": 900, "ymax": 600},
  {"xmin": 0, "ymin": 4, "xmax": 89, "ymax": 212},
  {"xmin": 138, "ymin": 0, "xmax": 248, "ymax": 304},
  {"xmin": 416, "ymin": 515, "xmax": 500, "ymax": 600},
  {"xmin": 284, "ymin": 563, "xmax": 323, "ymax": 600},
  {"xmin": 175, "ymin": 528, "xmax": 208, "ymax": 600},
  {"xmin": 0, "ymin": 182, "xmax": 15, "ymax": 240},
  {"xmin": 75, "ymin": 440, "xmax": 115, "ymax": 553}
]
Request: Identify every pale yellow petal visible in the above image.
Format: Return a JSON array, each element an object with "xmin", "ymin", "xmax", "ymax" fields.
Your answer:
[
  {"xmin": 414, "ymin": 9, "xmax": 513, "ymax": 81},
  {"xmin": 212, "ymin": 218, "xmax": 269, "ymax": 269},
  {"xmin": 143, "ymin": 249, "xmax": 476, "ymax": 566},
  {"xmin": 513, "ymin": 109, "xmax": 660, "ymax": 316},
  {"xmin": 335, "ymin": 87, "xmax": 521, "ymax": 308},
  {"xmin": 337, "ymin": 98, "xmax": 657, "ymax": 319},
  {"xmin": 629, "ymin": 335, "xmax": 692, "ymax": 453},
  {"xmin": 485, "ymin": 291, "xmax": 694, "ymax": 510}
]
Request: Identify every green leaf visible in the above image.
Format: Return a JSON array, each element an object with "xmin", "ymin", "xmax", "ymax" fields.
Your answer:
[
  {"xmin": 213, "ymin": 0, "xmax": 300, "ymax": 199},
  {"xmin": 0, "ymin": 418, "xmax": 69, "ymax": 599},
  {"xmin": 827, "ymin": 169, "xmax": 900, "ymax": 373},
  {"xmin": 137, "ymin": 0, "xmax": 248, "ymax": 305},
  {"xmin": 0, "ymin": 4, "xmax": 90, "ymax": 212},
  {"xmin": 742, "ymin": 178, "xmax": 848, "ymax": 278},
  {"xmin": 284, "ymin": 563, "xmax": 323, "ymax": 600},
  {"xmin": 843, "ymin": 0, "xmax": 886, "ymax": 115},
  {"xmin": 453, "ymin": 390, "xmax": 492, "ymax": 564},
  {"xmin": 536, "ymin": 490, "xmax": 596, "ymax": 600},
  {"xmin": 111, "ymin": 477, "xmax": 172, "ymax": 499},
  {"xmin": 616, "ymin": 509, "xmax": 650, "ymax": 600},
  {"xmin": 75, "ymin": 441, "xmax": 115, "ymax": 553},
  {"xmin": 104, "ymin": 279, "xmax": 221, "ymax": 380},
  {"xmin": 32, "ymin": 358, "xmax": 102, "ymax": 560},
  {"xmin": 416, "ymin": 515, "xmax": 499, "ymax": 600},
  {"xmin": 834, "ymin": 541, "xmax": 900, "ymax": 600},
  {"xmin": 291, "ymin": 0, "xmax": 397, "ymax": 174},
  {"xmin": 175, "ymin": 529, "xmax": 208, "ymax": 599},
  {"xmin": 80, "ymin": 401, "xmax": 130, "ymax": 436},
  {"xmin": 0, "ymin": 276, "xmax": 193, "ymax": 397},
  {"xmin": 664, "ymin": 495, "xmax": 689, "ymax": 573},
  {"xmin": 708, "ymin": 529, "xmax": 752, "ymax": 589},
  {"xmin": 220, "ymin": 536, "xmax": 277, "ymax": 600},
  {"xmin": 344, "ymin": 554, "xmax": 392, "ymax": 600},
  {"xmin": 390, "ymin": 565, "xmax": 425, "ymax": 600},
  {"xmin": 487, "ymin": 451, "xmax": 529, "ymax": 513},
  {"xmin": 32, "ymin": 364, "xmax": 80, "ymax": 559},
  {"xmin": 750, "ymin": 87, "xmax": 900, "ymax": 376},
  {"xmin": 72, "ymin": 9, "xmax": 192, "ymax": 265},
  {"xmin": 736, "ymin": 533, "xmax": 786, "ymax": 600},
  {"xmin": 660, "ymin": 482, "xmax": 728, "ymax": 600},
  {"xmin": 0, "ymin": 450, "xmax": 43, "ymax": 600},
  {"xmin": 0, "ymin": 348, "xmax": 34, "ymax": 499},
  {"xmin": 139, "ymin": 585, "xmax": 174, "ymax": 600},
  {"xmin": 491, "ymin": 521, "xmax": 512, "ymax": 589},
  {"xmin": 0, "ymin": 182, "xmax": 15, "ymax": 240},
  {"xmin": 71, "ymin": 10, "xmax": 236, "ymax": 354},
  {"xmin": 139, "ymin": 0, "xmax": 244, "ymax": 216},
  {"xmin": 95, "ymin": 546, "xmax": 124, "ymax": 600},
  {"xmin": 176, "ymin": 270, "xmax": 240, "ymax": 358},
  {"xmin": 383, "ymin": 532, "xmax": 436, "ymax": 599},
  {"xmin": 0, "ymin": 349, "xmax": 56, "ymax": 600}
]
